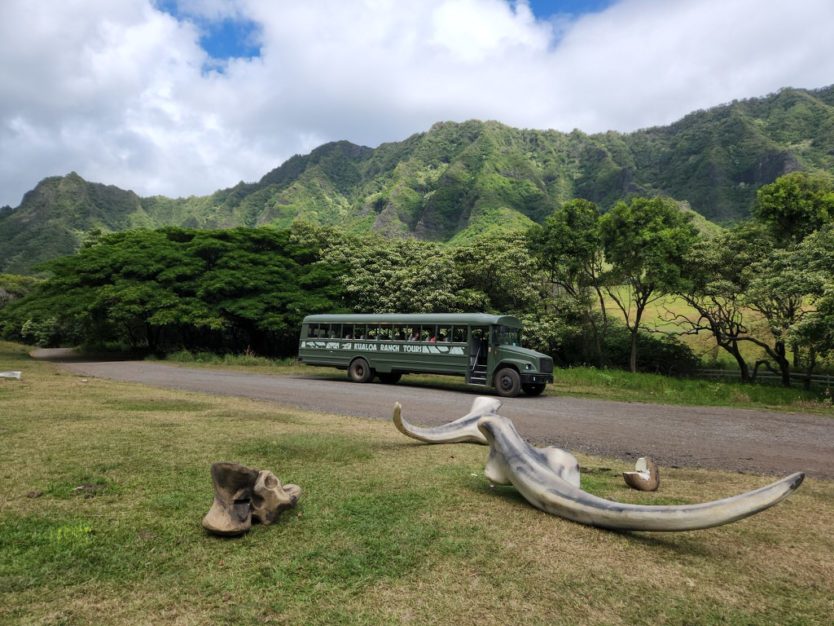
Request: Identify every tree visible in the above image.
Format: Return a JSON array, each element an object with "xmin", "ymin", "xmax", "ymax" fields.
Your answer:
[
  {"xmin": 753, "ymin": 172, "xmax": 834, "ymax": 246},
  {"xmin": 781, "ymin": 226, "xmax": 834, "ymax": 385},
  {"xmin": 599, "ymin": 197, "xmax": 698, "ymax": 373},
  {"xmin": 527, "ymin": 199, "xmax": 608, "ymax": 365},
  {"xmin": 741, "ymin": 244, "xmax": 822, "ymax": 386},
  {"xmin": 322, "ymin": 235, "xmax": 478, "ymax": 313},
  {"xmin": 671, "ymin": 223, "xmax": 772, "ymax": 382},
  {"xmin": 452, "ymin": 230, "xmax": 543, "ymax": 313},
  {"xmin": 0, "ymin": 227, "xmax": 344, "ymax": 355}
]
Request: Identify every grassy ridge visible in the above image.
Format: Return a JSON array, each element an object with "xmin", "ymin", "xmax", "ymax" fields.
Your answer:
[{"xmin": 2, "ymin": 341, "xmax": 833, "ymax": 624}]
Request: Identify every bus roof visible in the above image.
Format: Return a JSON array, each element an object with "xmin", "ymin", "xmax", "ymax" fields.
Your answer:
[{"xmin": 302, "ymin": 313, "xmax": 522, "ymax": 327}]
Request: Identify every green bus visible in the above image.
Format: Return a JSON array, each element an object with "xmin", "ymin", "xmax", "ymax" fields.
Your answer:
[{"xmin": 298, "ymin": 313, "xmax": 553, "ymax": 397}]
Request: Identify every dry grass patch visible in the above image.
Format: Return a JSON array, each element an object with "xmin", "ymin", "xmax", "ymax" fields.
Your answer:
[{"xmin": 1, "ymin": 341, "xmax": 833, "ymax": 625}]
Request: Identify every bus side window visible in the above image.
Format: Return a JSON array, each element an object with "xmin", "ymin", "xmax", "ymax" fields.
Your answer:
[
  {"xmin": 438, "ymin": 326, "xmax": 450, "ymax": 341},
  {"xmin": 452, "ymin": 326, "xmax": 466, "ymax": 343}
]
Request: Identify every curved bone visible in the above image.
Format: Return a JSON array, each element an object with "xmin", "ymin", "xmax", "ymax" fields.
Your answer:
[
  {"xmin": 393, "ymin": 396, "xmax": 502, "ymax": 444},
  {"xmin": 477, "ymin": 414, "xmax": 804, "ymax": 532},
  {"xmin": 623, "ymin": 457, "xmax": 660, "ymax": 492}
]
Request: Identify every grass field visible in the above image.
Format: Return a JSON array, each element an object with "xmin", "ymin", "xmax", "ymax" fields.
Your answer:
[{"xmin": 3, "ymin": 341, "xmax": 834, "ymax": 624}]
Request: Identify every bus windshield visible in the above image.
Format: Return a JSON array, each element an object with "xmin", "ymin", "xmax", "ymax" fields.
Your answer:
[{"xmin": 494, "ymin": 325, "xmax": 521, "ymax": 346}]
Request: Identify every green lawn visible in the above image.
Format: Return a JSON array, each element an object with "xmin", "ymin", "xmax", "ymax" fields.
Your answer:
[{"xmin": 2, "ymin": 341, "xmax": 833, "ymax": 624}]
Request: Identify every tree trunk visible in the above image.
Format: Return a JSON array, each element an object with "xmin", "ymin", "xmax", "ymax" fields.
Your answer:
[
  {"xmin": 804, "ymin": 347, "xmax": 817, "ymax": 391},
  {"xmin": 629, "ymin": 329, "xmax": 638, "ymax": 373},
  {"xmin": 728, "ymin": 344, "xmax": 750, "ymax": 383},
  {"xmin": 775, "ymin": 342, "xmax": 791, "ymax": 387}
]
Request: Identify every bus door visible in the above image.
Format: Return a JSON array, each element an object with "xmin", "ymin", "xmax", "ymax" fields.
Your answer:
[{"xmin": 468, "ymin": 326, "xmax": 490, "ymax": 385}]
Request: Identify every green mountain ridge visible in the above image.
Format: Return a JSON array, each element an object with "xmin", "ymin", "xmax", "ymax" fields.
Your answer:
[{"xmin": 2, "ymin": 85, "xmax": 834, "ymax": 274}]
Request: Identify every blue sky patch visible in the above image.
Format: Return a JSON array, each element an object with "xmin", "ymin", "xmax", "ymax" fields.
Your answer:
[
  {"xmin": 527, "ymin": 0, "xmax": 616, "ymax": 19},
  {"xmin": 155, "ymin": 0, "xmax": 262, "ymax": 63}
]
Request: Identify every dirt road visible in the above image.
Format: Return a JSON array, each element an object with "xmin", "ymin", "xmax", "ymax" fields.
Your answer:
[{"xmin": 33, "ymin": 350, "xmax": 834, "ymax": 479}]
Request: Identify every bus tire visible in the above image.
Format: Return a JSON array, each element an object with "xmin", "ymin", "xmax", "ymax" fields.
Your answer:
[
  {"xmin": 378, "ymin": 372, "xmax": 402, "ymax": 384},
  {"xmin": 494, "ymin": 367, "xmax": 521, "ymax": 397},
  {"xmin": 348, "ymin": 358, "xmax": 373, "ymax": 383},
  {"xmin": 522, "ymin": 383, "xmax": 546, "ymax": 397}
]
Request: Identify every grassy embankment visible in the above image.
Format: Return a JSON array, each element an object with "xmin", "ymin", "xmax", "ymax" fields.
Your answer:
[{"xmin": 2, "ymin": 340, "xmax": 833, "ymax": 624}]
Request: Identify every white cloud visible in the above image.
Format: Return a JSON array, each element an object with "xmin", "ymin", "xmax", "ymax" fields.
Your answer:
[{"xmin": 1, "ymin": 0, "xmax": 833, "ymax": 207}]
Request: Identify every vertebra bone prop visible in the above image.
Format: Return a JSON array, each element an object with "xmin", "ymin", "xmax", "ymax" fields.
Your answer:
[
  {"xmin": 202, "ymin": 462, "xmax": 260, "ymax": 536},
  {"xmin": 252, "ymin": 470, "xmax": 301, "ymax": 525},
  {"xmin": 623, "ymin": 457, "xmax": 660, "ymax": 492},
  {"xmin": 393, "ymin": 396, "xmax": 501, "ymax": 444},
  {"xmin": 477, "ymin": 414, "xmax": 804, "ymax": 532},
  {"xmin": 202, "ymin": 462, "xmax": 301, "ymax": 536}
]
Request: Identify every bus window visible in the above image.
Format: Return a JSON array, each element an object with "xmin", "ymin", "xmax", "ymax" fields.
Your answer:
[
  {"xmin": 421, "ymin": 325, "xmax": 436, "ymax": 342},
  {"xmin": 495, "ymin": 325, "xmax": 520, "ymax": 346},
  {"xmin": 392, "ymin": 325, "xmax": 407, "ymax": 341},
  {"xmin": 351, "ymin": 324, "xmax": 367, "ymax": 339},
  {"xmin": 451, "ymin": 326, "xmax": 466, "ymax": 343},
  {"xmin": 328, "ymin": 324, "xmax": 341, "ymax": 339},
  {"xmin": 438, "ymin": 326, "xmax": 451, "ymax": 342}
]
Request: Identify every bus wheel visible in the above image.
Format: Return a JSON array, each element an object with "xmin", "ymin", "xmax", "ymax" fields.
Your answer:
[
  {"xmin": 378, "ymin": 372, "xmax": 402, "ymax": 384},
  {"xmin": 522, "ymin": 383, "xmax": 546, "ymax": 397},
  {"xmin": 494, "ymin": 367, "xmax": 521, "ymax": 397},
  {"xmin": 348, "ymin": 358, "xmax": 373, "ymax": 383}
]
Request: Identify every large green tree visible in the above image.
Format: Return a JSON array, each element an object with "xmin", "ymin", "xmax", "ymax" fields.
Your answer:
[
  {"xmin": 528, "ymin": 199, "xmax": 608, "ymax": 365},
  {"xmin": 599, "ymin": 197, "xmax": 699, "ymax": 373},
  {"xmin": 1, "ymin": 227, "xmax": 343, "ymax": 355},
  {"xmin": 321, "ymin": 235, "xmax": 478, "ymax": 313},
  {"xmin": 673, "ymin": 223, "xmax": 772, "ymax": 381},
  {"xmin": 753, "ymin": 171, "xmax": 834, "ymax": 245}
]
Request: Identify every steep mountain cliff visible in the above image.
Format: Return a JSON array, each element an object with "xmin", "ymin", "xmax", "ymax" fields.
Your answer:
[{"xmin": 2, "ymin": 85, "xmax": 833, "ymax": 273}]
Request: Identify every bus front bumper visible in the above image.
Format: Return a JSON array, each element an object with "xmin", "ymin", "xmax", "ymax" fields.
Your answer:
[{"xmin": 520, "ymin": 373, "xmax": 553, "ymax": 385}]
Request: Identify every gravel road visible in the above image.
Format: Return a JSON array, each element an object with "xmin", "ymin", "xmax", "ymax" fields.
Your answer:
[{"xmin": 33, "ymin": 350, "xmax": 834, "ymax": 479}]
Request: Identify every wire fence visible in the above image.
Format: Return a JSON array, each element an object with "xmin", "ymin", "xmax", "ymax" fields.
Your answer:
[{"xmin": 695, "ymin": 368, "xmax": 834, "ymax": 389}]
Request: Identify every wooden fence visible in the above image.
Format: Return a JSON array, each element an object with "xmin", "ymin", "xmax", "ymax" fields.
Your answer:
[{"xmin": 695, "ymin": 368, "xmax": 834, "ymax": 389}]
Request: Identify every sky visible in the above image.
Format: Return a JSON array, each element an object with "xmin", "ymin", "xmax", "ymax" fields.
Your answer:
[{"xmin": 1, "ymin": 0, "xmax": 833, "ymax": 208}]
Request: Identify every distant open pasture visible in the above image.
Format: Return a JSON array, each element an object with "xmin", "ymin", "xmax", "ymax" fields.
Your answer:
[
  {"xmin": 2, "ymin": 342, "xmax": 833, "ymax": 624},
  {"xmin": 601, "ymin": 288, "xmax": 775, "ymax": 367}
]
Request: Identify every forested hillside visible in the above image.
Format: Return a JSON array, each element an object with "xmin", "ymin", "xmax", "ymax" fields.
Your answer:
[{"xmin": 2, "ymin": 85, "xmax": 833, "ymax": 274}]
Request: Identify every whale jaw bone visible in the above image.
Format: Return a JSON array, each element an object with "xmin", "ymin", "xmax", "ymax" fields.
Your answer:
[
  {"xmin": 393, "ymin": 396, "xmax": 501, "ymax": 444},
  {"xmin": 477, "ymin": 414, "xmax": 804, "ymax": 532}
]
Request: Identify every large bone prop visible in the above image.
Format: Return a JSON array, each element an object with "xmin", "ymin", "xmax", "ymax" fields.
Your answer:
[
  {"xmin": 393, "ymin": 396, "xmax": 502, "ymax": 444},
  {"xmin": 477, "ymin": 414, "xmax": 804, "ymax": 532},
  {"xmin": 202, "ymin": 462, "xmax": 301, "ymax": 536}
]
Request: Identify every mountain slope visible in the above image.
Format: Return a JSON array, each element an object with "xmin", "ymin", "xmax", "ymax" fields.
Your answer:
[{"xmin": 3, "ymin": 85, "xmax": 833, "ymax": 273}]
